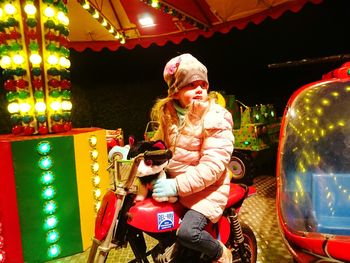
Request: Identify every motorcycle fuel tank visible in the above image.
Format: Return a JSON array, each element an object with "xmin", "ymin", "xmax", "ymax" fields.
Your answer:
[{"xmin": 128, "ymin": 198, "xmax": 186, "ymax": 233}]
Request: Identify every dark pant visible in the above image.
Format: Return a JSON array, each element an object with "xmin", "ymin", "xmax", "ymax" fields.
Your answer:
[{"xmin": 177, "ymin": 209, "xmax": 222, "ymax": 260}]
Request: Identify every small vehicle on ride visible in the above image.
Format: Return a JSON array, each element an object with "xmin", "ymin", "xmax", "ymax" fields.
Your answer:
[
  {"xmin": 87, "ymin": 144, "xmax": 257, "ymax": 263},
  {"xmin": 276, "ymin": 62, "xmax": 350, "ymax": 262}
]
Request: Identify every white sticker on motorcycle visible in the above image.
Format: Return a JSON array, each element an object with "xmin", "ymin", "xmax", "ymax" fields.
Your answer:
[{"xmin": 157, "ymin": 211, "xmax": 174, "ymax": 230}]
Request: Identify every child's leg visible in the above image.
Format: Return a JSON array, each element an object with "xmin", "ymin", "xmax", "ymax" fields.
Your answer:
[{"xmin": 176, "ymin": 209, "xmax": 222, "ymax": 260}]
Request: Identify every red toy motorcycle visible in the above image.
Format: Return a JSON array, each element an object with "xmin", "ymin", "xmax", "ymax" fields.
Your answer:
[{"xmin": 87, "ymin": 148, "xmax": 257, "ymax": 263}]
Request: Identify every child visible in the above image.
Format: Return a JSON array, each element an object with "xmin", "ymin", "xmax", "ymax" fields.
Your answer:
[{"xmin": 151, "ymin": 53, "xmax": 234, "ymax": 263}]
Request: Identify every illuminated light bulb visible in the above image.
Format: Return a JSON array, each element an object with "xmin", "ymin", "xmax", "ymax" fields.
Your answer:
[
  {"xmin": 90, "ymin": 149, "xmax": 98, "ymax": 160},
  {"xmin": 94, "ymin": 188, "xmax": 101, "ymax": 199},
  {"xmin": 24, "ymin": 3, "xmax": 36, "ymax": 15},
  {"xmin": 108, "ymin": 27, "xmax": 114, "ymax": 33},
  {"xmin": 120, "ymin": 38, "xmax": 126, "ymax": 44},
  {"xmin": 151, "ymin": 0, "xmax": 159, "ymax": 8},
  {"xmin": 19, "ymin": 102, "xmax": 31, "ymax": 113},
  {"xmin": 42, "ymin": 186, "xmax": 55, "ymax": 199},
  {"xmin": 44, "ymin": 200, "xmax": 57, "ymax": 214},
  {"xmin": 50, "ymin": 101, "xmax": 61, "ymax": 111},
  {"xmin": 95, "ymin": 201, "xmax": 101, "ymax": 212},
  {"xmin": 8, "ymin": 103, "xmax": 20, "ymax": 113},
  {"xmin": 57, "ymin": 11, "xmax": 65, "ymax": 22},
  {"xmin": 39, "ymin": 156, "xmax": 53, "ymax": 170},
  {"xmin": 30, "ymin": 53, "xmax": 42, "ymax": 65},
  {"xmin": 93, "ymin": 175, "xmax": 101, "ymax": 186},
  {"xmin": 35, "ymin": 101, "xmax": 46, "ymax": 112},
  {"xmin": 13, "ymin": 54, "xmax": 25, "ymax": 65},
  {"xmin": 0, "ymin": 56, "xmax": 11, "ymax": 68},
  {"xmin": 41, "ymin": 171, "xmax": 54, "ymax": 184},
  {"xmin": 62, "ymin": 16, "xmax": 69, "ymax": 26},
  {"xmin": 321, "ymin": 99, "xmax": 330, "ymax": 106},
  {"xmin": 101, "ymin": 19, "xmax": 107, "ymax": 27},
  {"xmin": 82, "ymin": 2, "xmax": 90, "ymax": 9},
  {"xmin": 61, "ymin": 100, "xmax": 72, "ymax": 110},
  {"xmin": 4, "ymin": 3, "xmax": 16, "ymax": 15},
  {"xmin": 89, "ymin": 136, "xmax": 97, "ymax": 147},
  {"xmin": 44, "ymin": 6, "xmax": 55, "ymax": 17},
  {"xmin": 45, "ymin": 216, "xmax": 58, "ymax": 229},
  {"xmin": 48, "ymin": 244, "xmax": 61, "ymax": 258},
  {"xmin": 91, "ymin": 162, "xmax": 99, "ymax": 173},
  {"xmin": 47, "ymin": 55, "xmax": 58, "ymax": 65},
  {"xmin": 37, "ymin": 141, "xmax": 52, "ymax": 155},
  {"xmin": 47, "ymin": 230, "xmax": 60, "ymax": 243},
  {"xmin": 59, "ymin": 57, "xmax": 71, "ymax": 68},
  {"xmin": 114, "ymin": 33, "xmax": 120, "ymax": 39},
  {"xmin": 92, "ymin": 11, "xmax": 99, "ymax": 19}
]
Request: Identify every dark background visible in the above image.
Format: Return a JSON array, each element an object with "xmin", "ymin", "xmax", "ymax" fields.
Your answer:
[{"xmin": 1, "ymin": 0, "xmax": 349, "ymax": 140}]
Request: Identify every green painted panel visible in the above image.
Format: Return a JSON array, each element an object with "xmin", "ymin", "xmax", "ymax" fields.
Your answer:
[{"xmin": 12, "ymin": 136, "xmax": 82, "ymax": 262}]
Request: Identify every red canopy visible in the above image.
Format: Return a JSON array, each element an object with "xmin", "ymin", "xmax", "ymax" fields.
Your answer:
[{"xmin": 67, "ymin": 0, "xmax": 322, "ymax": 52}]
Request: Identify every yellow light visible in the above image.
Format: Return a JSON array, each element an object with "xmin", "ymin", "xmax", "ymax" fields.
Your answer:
[
  {"xmin": 59, "ymin": 57, "xmax": 70, "ymax": 68},
  {"xmin": 0, "ymin": 56, "xmax": 11, "ymax": 68},
  {"xmin": 90, "ymin": 149, "xmax": 98, "ymax": 160},
  {"xmin": 61, "ymin": 100, "xmax": 72, "ymax": 110},
  {"xmin": 108, "ymin": 28, "xmax": 114, "ymax": 33},
  {"xmin": 114, "ymin": 33, "xmax": 120, "ymax": 39},
  {"xmin": 93, "ymin": 176, "xmax": 101, "ymax": 186},
  {"xmin": 13, "ymin": 54, "xmax": 24, "ymax": 65},
  {"xmin": 91, "ymin": 162, "xmax": 99, "ymax": 173},
  {"xmin": 44, "ymin": 6, "xmax": 55, "ymax": 17},
  {"xmin": 151, "ymin": 0, "xmax": 159, "ymax": 8},
  {"xmin": 92, "ymin": 11, "xmax": 99, "ymax": 19},
  {"xmin": 57, "ymin": 11, "xmax": 65, "ymax": 22},
  {"xmin": 0, "ymin": 8, "xmax": 3, "ymax": 18},
  {"xmin": 62, "ymin": 16, "xmax": 69, "ymax": 26},
  {"xmin": 89, "ymin": 136, "xmax": 97, "ymax": 147},
  {"xmin": 35, "ymin": 101, "xmax": 46, "ymax": 112},
  {"xmin": 24, "ymin": 3, "xmax": 36, "ymax": 15},
  {"xmin": 82, "ymin": 2, "xmax": 90, "ymax": 9},
  {"xmin": 47, "ymin": 55, "xmax": 58, "ymax": 65},
  {"xmin": 20, "ymin": 102, "xmax": 31, "ymax": 113},
  {"xmin": 321, "ymin": 99, "xmax": 330, "ymax": 106},
  {"xmin": 120, "ymin": 38, "xmax": 126, "ymax": 44},
  {"xmin": 8, "ymin": 103, "xmax": 19, "ymax": 113},
  {"xmin": 30, "ymin": 54, "xmax": 42, "ymax": 65},
  {"xmin": 50, "ymin": 101, "xmax": 61, "ymax": 111},
  {"xmin": 101, "ymin": 19, "xmax": 107, "ymax": 27},
  {"xmin": 95, "ymin": 201, "xmax": 101, "ymax": 212},
  {"xmin": 94, "ymin": 188, "xmax": 101, "ymax": 199},
  {"xmin": 4, "ymin": 4, "xmax": 16, "ymax": 15}
]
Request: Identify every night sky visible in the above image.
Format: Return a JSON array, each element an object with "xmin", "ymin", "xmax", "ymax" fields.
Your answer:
[{"xmin": 1, "ymin": 0, "xmax": 349, "ymax": 140}]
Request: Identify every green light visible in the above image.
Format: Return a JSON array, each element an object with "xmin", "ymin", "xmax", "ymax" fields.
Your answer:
[
  {"xmin": 271, "ymin": 111, "xmax": 275, "ymax": 117},
  {"xmin": 244, "ymin": 141, "xmax": 251, "ymax": 145},
  {"xmin": 38, "ymin": 156, "xmax": 53, "ymax": 170},
  {"xmin": 46, "ymin": 230, "xmax": 59, "ymax": 243},
  {"xmin": 37, "ymin": 141, "xmax": 52, "ymax": 155},
  {"xmin": 47, "ymin": 244, "xmax": 61, "ymax": 258},
  {"xmin": 45, "ymin": 215, "xmax": 58, "ymax": 229},
  {"xmin": 41, "ymin": 171, "xmax": 55, "ymax": 185},
  {"xmin": 42, "ymin": 186, "xmax": 56, "ymax": 200},
  {"xmin": 44, "ymin": 200, "xmax": 57, "ymax": 214},
  {"xmin": 255, "ymin": 114, "xmax": 260, "ymax": 120}
]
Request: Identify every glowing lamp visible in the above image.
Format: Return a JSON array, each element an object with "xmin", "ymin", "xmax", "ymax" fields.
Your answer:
[
  {"xmin": 101, "ymin": 19, "xmax": 107, "ymax": 26},
  {"xmin": 35, "ymin": 101, "xmax": 47, "ymax": 112},
  {"xmin": 47, "ymin": 55, "xmax": 58, "ymax": 65},
  {"xmin": 151, "ymin": 0, "xmax": 159, "ymax": 8},
  {"xmin": 50, "ymin": 101, "xmax": 61, "ymax": 111},
  {"xmin": 37, "ymin": 141, "xmax": 52, "ymax": 155},
  {"xmin": 93, "ymin": 188, "xmax": 101, "ymax": 199},
  {"xmin": 108, "ymin": 28, "xmax": 114, "ymax": 33},
  {"xmin": 61, "ymin": 100, "xmax": 72, "ymax": 110},
  {"xmin": 91, "ymin": 162, "xmax": 99, "ymax": 173},
  {"xmin": 120, "ymin": 38, "xmax": 126, "ymax": 45},
  {"xmin": 30, "ymin": 53, "xmax": 42, "ymax": 65},
  {"xmin": 82, "ymin": 2, "xmax": 90, "ymax": 9},
  {"xmin": 24, "ymin": 3, "xmax": 36, "ymax": 15},
  {"xmin": 38, "ymin": 156, "xmax": 53, "ymax": 170},
  {"xmin": 59, "ymin": 57, "xmax": 70, "ymax": 68},
  {"xmin": 41, "ymin": 171, "xmax": 54, "ymax": 185},
  {"xmin": 47, "ymin": 244, "xmax": 61, "ymax": 258},
  {"xmin": 13, "ymin": 54, "xmax": 24, "ymax": 65},
  {"xmin": 90, "ymin": 149, "xmax": 98, "ymax": 160},
  {"xmin": 44, "ymin": 201, "xmax": 57, "ymax": 214},
  {"xmin": 0, "ymin": 56, "xmax": 11, "ymax": 68},
  {"xmin": 92, "ymin": 11, "xmax": 99, "ymax": 19},
  {"xmin": 92, "ymin": 175, "xmax": 101, "ymax": 186},
  {"xmin": 89, "ymin": 136, "xmax": 97, "ymax": 147},
  {"xmin": 45, "ymin": 216, "xmax": 58, "ymax": 229},
  {"xmin": 19, "ymin": 102, "xmax": 31, "ymax": 113},
  {"xmin": 44, "ymin": 6, "xmax": 55, "ymax": 17},
  {"xmin": 95, "ymin": 201, "xmax": 101, "ymax": 212},
  {"xmin": 114, "ymin": 33, "xmax": 120, "ymax": 39},
  {"xmin": 4, "ymin": 3, "xmax": 16, "ymax": 15},
  {"xmin": 46, "ymin": 230, "xmax": 59, "ymax": 243},
  {"xmin": 42, "ymin": 186, "xmax": 55, "ymax": 200},
  {"xmin": 7, "ymin": 103, "xmax": 20, "ymax": 113}
]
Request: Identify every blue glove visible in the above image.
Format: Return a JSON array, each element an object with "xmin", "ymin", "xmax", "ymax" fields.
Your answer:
[{"xmin": 152, "ymin": 177, "xmax": 178, "ymax": 198}]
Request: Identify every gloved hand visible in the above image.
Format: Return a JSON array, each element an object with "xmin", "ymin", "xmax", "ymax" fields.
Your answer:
[{"xmin": 152, "ymin": 177, "xmax": 178, "ymax": 198}]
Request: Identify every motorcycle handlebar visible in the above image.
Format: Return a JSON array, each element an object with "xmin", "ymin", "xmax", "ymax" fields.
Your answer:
[{"xmin": 143, "ymin": 149, "xmax": 173, "ymax": 163}]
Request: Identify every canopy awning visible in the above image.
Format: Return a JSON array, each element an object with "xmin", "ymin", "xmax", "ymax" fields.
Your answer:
[{"xmin": 67, "ymin": 0, "xmax": 322, "ymax": 52}]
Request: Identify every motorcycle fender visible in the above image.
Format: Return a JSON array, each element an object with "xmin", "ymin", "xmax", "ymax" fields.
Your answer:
[
  {"xmin": 205, "ymin": 217, "xmax": 230, "ymax": 244},
  {"xmin": 127, "ymin": 198, "xmax": 186, "ymax": 233},
  {"xmin": 94, "ymin": 190, "xmax": 118, "ymax": 241}
]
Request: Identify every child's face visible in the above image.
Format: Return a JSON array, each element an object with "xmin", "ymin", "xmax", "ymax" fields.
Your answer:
[{"xmin": 174, "ymin": 80, "xmax": 209, "ymax": 108}]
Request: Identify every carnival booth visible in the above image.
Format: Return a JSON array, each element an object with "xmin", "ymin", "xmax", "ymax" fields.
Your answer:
[
  {"xmin": 0, "ymin": 0, "xmax": 323, "ymax": 262},
  {"xmin": 276, "ymin": 62, "xmax": 350, "ymax": 262}
]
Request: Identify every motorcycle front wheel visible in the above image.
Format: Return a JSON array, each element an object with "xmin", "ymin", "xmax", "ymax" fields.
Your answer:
[{"xmin": 228, "ymin": 222, "xmax": 257, "ymax": 263}]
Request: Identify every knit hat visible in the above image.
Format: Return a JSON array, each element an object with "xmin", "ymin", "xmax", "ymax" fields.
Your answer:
[{"xmin": 163, "ymin": 53, "xmax": 208, "ymax": 96}]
